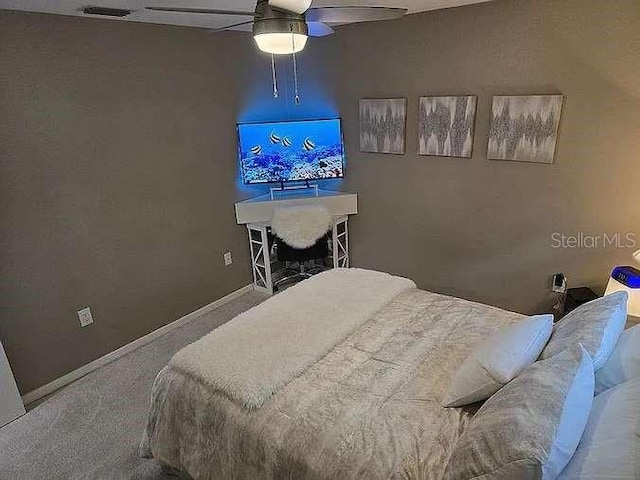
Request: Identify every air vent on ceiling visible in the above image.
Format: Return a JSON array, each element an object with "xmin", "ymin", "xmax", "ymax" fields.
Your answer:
[{"xmin": 83, "ymin": 6, "xmax": 132, "ymax": 17}]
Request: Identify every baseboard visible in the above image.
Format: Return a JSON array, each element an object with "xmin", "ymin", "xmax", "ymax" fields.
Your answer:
[{"xmin": 21, "ymin": 284, "xmax": 254, "ymax": 406}]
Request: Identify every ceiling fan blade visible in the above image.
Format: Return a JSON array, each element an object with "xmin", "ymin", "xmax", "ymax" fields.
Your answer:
[
  {"xmin": 268, "ymin": 0, "xmax": 312, "ymax": 15},
  {"xmin": 227, "ymin": 22, "xmax": 254, "ymax": 32},
  {"xmin": 306, "ymin": 21, "xmax": 334, "ymax": 37},
  {"xmin": 208, "ymin": 20, "xmax": 256, "ymax": 33},
  {"xmin": 305, "ymin": 6, "xmax": 407, "ymax": 24},
  {"xmin": 146, "ymin": 6, "xmax": 254, "ymax": 16}
]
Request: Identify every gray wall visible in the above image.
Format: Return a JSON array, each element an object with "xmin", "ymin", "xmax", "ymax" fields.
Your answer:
[
  {"xmin": 1, "ymin": 0, "xmax": 639, "ymax": 394},
  {"xmin": 333, "ymin": 0, "xmax": 640, "ymax": 313},
  {"xmin": 0, "ymin": 12, "xmax": 254, "ymax": 393}
]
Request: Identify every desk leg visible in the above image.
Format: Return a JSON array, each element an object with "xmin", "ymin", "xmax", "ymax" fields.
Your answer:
[
  {"xmin": 332, "ymin": 217, "xmax": 349, "ymax": 268},
  {"xmin": 247, "ymin": 225, "xmax": 273, "ymax": 295}
]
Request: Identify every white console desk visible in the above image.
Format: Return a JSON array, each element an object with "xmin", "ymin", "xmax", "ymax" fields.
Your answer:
[{"xmin": 235, "ymin": 189, "xmax": 358, "ymax": 294}]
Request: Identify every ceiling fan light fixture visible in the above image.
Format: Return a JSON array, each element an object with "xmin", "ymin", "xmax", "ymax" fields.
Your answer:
[
  {"xmin": 254, "ymin": 32, "xmax": 308, "ymax": 55},
  {"xmin": 267, "ymin": 0, "xmax": 312, "ymax": 15}
]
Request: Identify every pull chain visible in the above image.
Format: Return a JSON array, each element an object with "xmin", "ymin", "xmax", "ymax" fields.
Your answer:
[
  {"xmin": 270, "ymin": 54, "xmax": 278, "ymax": 98},
  {"xmin": 290, "ymin": 30, "xmax": 300, "ymax": 105}
]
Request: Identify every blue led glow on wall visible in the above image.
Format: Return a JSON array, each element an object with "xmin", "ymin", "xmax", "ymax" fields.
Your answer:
[{"xmin": 235, "ymin": 52, "xmax": 343, "ymax": 196}]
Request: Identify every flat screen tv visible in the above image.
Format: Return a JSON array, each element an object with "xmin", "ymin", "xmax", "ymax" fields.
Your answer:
[{"xmin": 238, "ymin": 118, "xmax": 345, "ymax": 184}]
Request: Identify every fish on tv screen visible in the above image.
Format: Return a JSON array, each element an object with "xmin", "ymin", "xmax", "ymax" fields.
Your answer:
[{"xmin": 238, "ymin": 118, "xmax": 345, "ymax": 184}]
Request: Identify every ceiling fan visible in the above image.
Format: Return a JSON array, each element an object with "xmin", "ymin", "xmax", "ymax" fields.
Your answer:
[{"xmin": 147, "ymin": 0, "xmax": 408, "ymax": 55}]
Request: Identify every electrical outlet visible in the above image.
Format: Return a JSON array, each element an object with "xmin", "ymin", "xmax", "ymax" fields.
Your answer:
[
  {"xmin": 224, "ymin": 251, "xmax": 233, "ymax": 266},
  {"xmin": 77, "ymin": 307, "xmax": 94, "ymax": 327}
]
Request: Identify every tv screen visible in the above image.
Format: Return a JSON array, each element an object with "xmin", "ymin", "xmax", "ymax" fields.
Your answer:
[{"xmin": 238, "ymin": 118, "xmax": 345, "ymax": 184}]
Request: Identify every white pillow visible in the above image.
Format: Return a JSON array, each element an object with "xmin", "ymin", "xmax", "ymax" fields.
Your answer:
[
  {"xmin": 594, "ymin": 324, "xmax": 640, "ymax": 394},
  {"xmin": 541, "ymin": 291, "xmax": 628, "ymax": 371},
  {"xmin": 545, "ymin": 345, "xmax": 595, "ymax": 479},
  {"xmin": 442, "ymin": 314, "xmax": 553, "ymax": 407},
  {"xmin": 559, "ymin": 376, "xmax": 640, "ymax": 479}
]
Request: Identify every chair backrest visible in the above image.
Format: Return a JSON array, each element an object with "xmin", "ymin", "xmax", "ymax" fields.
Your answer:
[{"xmin": 276, "ymin": 234, "xmax": 329, "ymax": 262}]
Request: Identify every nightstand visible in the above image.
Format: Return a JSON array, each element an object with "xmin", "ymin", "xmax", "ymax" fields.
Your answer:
[{"xmin": 564, "ymin": 287, "xmax": 598, "ymax": 315}]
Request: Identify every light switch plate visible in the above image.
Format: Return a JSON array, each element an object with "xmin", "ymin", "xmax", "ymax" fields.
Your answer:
[
  {"xmin": 224, "ymin": 252, "xmax": 232, "ymax": 266},
  {"xmin": 77, "ymin": 307, "xmax": 94, "ymax": 327}
]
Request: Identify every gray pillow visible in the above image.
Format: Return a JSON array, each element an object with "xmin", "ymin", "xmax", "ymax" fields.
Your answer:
[
  {"xmin": 444, "ymin": 345, "xmax": 594, "ymax": 480},
  {"xmin": 541, "ymin": 291, "xmax": 628, "ymax": 371}
]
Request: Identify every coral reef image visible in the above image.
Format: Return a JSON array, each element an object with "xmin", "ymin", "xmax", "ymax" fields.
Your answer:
[
  {"xmin": 488, "ymin": 95, "xmax": 563, "ymax": 164},
  {"xmin": 238, "ymin": 119, "xmax": 344, "ymax": 184},
  {"xmin": 418, "ymin": 96, "xmax": 477, "ymax": 158}
]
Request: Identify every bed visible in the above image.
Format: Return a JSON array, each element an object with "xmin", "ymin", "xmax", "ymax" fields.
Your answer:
[{"xmin": 140, "ymin": 269, "xmax": 524, "ymax": 479}]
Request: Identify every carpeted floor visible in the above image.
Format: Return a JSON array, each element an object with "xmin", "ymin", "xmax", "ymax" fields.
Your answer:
[{"xmin": 0, "ymin": 290, "xmax": 268, "ymax": 480}]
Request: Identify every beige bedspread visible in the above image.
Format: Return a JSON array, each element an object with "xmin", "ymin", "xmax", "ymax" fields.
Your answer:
[{"xmin": 140, "ymin": 289, "xmax": 523, "ymax": 480}]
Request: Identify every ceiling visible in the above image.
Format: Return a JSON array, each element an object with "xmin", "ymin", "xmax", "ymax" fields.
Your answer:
[{"xmin": 0, "ymin": 0, "xmax": 493, "ymax": 31}]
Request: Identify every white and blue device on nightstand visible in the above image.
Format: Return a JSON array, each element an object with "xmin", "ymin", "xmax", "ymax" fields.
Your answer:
[{"xmin": 605, "ymin": 265, "xmax": 640, "ymax": 319}]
